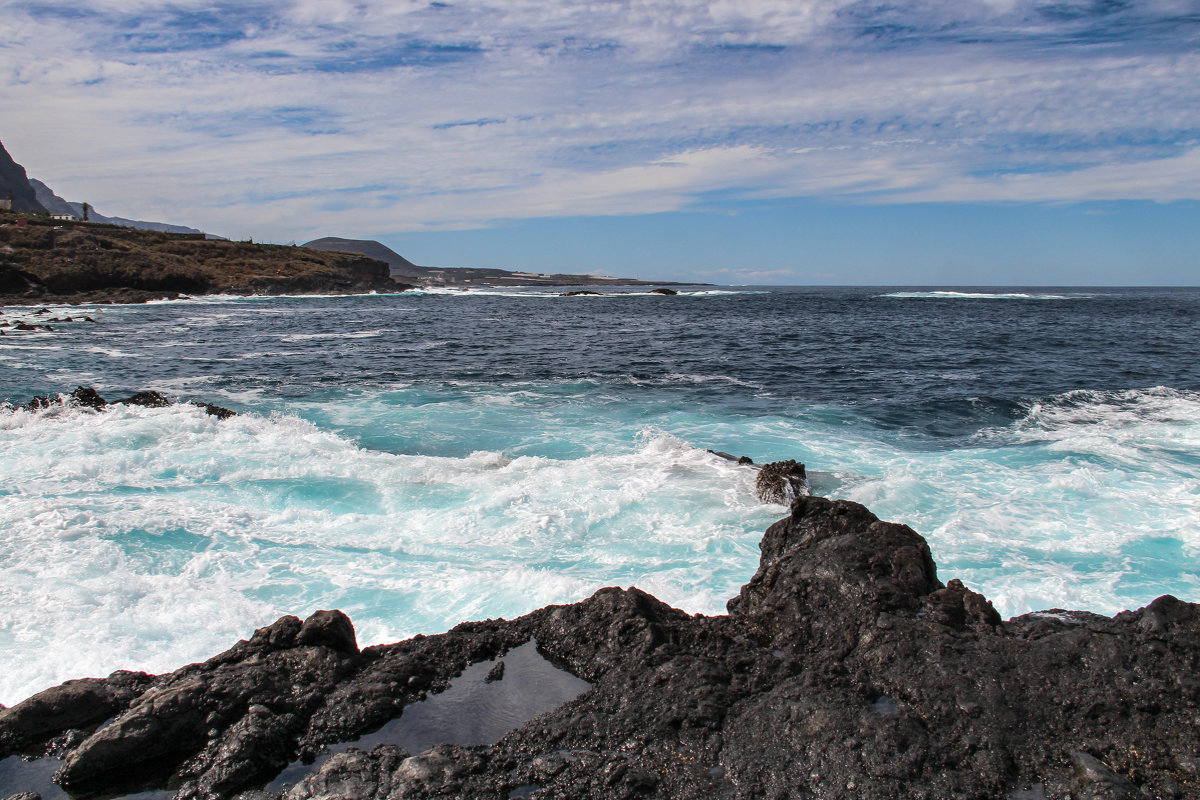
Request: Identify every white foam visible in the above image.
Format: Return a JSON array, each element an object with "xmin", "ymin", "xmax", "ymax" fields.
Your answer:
[
  {"xmin": 3, "ymin": 384, "xmax": 1196, "ymax": 707},
  {"xmin": 279, "ymin": 330, "xmax": 390, "ymax": 342},
  {"xmin": 823, "ymin": 387, "xmax": 1200, "ymax": 618},
  {"xmin": 879, "ymin": 290, "xmax": 1080, "ymax": 300},
  {"xmin": 0, "ymin": 405, "xmax": 777, "ymax": 706}
]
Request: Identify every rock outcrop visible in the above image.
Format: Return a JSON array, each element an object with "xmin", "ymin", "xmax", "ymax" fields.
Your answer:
[
  {"xmin": 2, "ymin": 497, "xmax": 1197, "ymax": 800},
  {"xmin": 0, "ymin": 215, "xmax": 409, "ymax": 304},
  {"xmin": 753, "ymin": 459, "xmax": 809, "ymax": 504},
  {"xmin": 0, "ymin": 141, "xmax": 46, "ymax": 214},
  {"xmin": 15, "ymin": 386, "xmax": 236, "ymax": 419}
]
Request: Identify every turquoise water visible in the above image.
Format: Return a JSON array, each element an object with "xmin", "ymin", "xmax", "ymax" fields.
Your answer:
[{"xmin": 1, "ymin": 286, "xmax": 1197, "ymax": 705}]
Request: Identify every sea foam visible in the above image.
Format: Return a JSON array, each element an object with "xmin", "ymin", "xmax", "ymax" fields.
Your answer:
[{"xmin": 0, "ymin": 403, "xmax": 777, "ymax": 706}]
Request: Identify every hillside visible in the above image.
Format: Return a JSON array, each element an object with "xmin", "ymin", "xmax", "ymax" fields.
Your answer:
[
  {"xmin": 0, "ymin": 211, "xmax": 408, "ymax": 303},
  {"xmin": 0, "ymin": 141, "xmax": 46, "ymax": 214},
  {"xmin": 304, "ymin": 237, "xmax": 420, "ymax": 275}
]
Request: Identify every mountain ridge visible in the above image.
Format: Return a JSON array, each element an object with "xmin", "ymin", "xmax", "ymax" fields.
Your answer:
[{"xmin": 29, "ymin": 178, "xmax": 212, "ymax": 237}]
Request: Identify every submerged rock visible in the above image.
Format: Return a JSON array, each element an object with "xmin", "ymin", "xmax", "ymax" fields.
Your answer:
[{"xmin": 1, "ymin": 497, "xmax": 1197, "ymax": 800}]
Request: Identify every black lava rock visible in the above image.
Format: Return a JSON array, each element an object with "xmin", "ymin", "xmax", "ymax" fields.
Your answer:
[
  {"xmin": 1, "ymin": 497, "xmax": 1197, "ymax": 800},
  {"xmin": 12, "ymin": 387, "xmax": 236, "ymax": 419},
  {"xmin": 753, "ymin": 459, "xmax": 808, "ymax": 504}
]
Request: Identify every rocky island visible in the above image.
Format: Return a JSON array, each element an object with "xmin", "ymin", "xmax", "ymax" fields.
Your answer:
[{"xmin": 2, "ymin": 492, "xmax": 1196, "ymax": 800}]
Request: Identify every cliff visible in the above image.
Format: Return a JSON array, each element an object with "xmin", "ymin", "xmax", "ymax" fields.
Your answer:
[
  {"xmin": 1, "ymin": 492, "xmax": 1196, "ymax": 800},
  {"xmin": 0, "ymin": 141, "xmax": 46, "ymax": 214},
  {"xmin": 0, "ymin": 213, "xmax": 407, "ymax": 302}
]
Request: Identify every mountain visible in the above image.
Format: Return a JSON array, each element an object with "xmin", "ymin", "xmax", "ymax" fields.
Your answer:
[
  {"xmin": 0, "ymin": 141, "xmax": 47, "ymax": 213},
  {"xmin": 304, "ymin": 237, "xmax": 420, "ymax": 275},
  {"xmin": 29, "ymin": 178, "xmax": 212, "ymax": 237}
]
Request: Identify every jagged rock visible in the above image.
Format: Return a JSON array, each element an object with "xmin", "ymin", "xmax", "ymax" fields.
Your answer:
[
  {"xmin": 193, "ymin": 401, "xmax": 238, "ymax": 420},
  {"xmin": 0, "ymin": 671, "xmax": 152, "ymax": 754},
  {"xmin": 54, "ymin": 610, "xmax": 362, "ymax": 795},
  {"xmin": 561, "ymin": 290, "xmax": 602, "ymax": 296},
  {"xmin": 648, "ymin": 288, "xmax": 677, "ymax": 295},
  {"xmin": 753, "ymin": 458, "xmax": 808, "ymax": 504},
  {"xmin": 114, "ymin": 390, "xmax": 171, "ymax": 408},
  {"xmin": 2, "ymin": 497, "xmax": 1197, "ymax": 800},
  {"xmin": 295, "ymin": 610, "xmax": 359, "ymax": 655},
  {"xmin": 13, "ymin": 387, "xmax": 236, "ymax": 419},
  {"xmin": 926, "ymin": 577, "xmax": 1002, "ymax": 631},
  {"xmin": 69, "ymin": 386, "xmax": 107, "ymax": 410}
]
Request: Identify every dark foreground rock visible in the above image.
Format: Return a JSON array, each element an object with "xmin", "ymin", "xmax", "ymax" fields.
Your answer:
[
  {"xmin": 2, "ymin": 497, "xmax": 1198, "ymax": 800},
  {"xmin": 13, "ymin": 386, "xmax": 236, "ymax": 419}
]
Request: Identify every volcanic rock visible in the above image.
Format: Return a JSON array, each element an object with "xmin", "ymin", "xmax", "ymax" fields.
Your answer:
[
  {"xmin": 1, "ymin": 497, "xmax": 1197, "ymax": 800},
  {"xmin": 14, "ymin": 387, "xmax": 236, "ymax": 419},
  {"xmin": 753, "ymin": 458, "xmax": 808, "ymax": 504},
  {"xmin": 114, "ymin": 390, "xmax": 171, "ymax": 408}
]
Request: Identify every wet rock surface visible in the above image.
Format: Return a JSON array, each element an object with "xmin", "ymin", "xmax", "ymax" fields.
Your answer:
[
  {"xmin": 2, "ymin": 497, "xmax": 1198, "ymax": 799},
  {"xmin": 11, "ymin": 387, "xmax": 236, "ymax": 420},
  {"xmin": 753, "ymin": 459, "xmax": 809, "ymax": 504}
]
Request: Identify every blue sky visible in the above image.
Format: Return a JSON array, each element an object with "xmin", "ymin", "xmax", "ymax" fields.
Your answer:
[{"xmin": 2, "ymin": 0, "xmax": 1198, "ymax": 284}]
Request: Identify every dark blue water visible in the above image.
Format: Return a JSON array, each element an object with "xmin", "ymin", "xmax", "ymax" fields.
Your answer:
[{"xmin": 5, "ymin": 286, "xmax": 1196, "ymax": 438}]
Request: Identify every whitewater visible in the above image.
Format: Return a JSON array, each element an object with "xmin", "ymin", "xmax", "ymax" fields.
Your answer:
[{"xmin": 1, "ymin": 285, "xmax": 1198, "ymax": 706}]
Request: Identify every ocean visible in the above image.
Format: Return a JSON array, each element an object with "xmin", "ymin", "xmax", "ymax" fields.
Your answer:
[{"xmin": 1, "ymin": 285, "xmax": 1197, "ymax": 707}]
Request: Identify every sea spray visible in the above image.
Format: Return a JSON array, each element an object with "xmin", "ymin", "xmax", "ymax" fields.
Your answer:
[
  {"xmin": 0, "ymin": 403, "xmax": 778, "ymax": 705},
  {"xmin": 2, "ymin": 286, "xmax": 1198, "ymax": 708}
]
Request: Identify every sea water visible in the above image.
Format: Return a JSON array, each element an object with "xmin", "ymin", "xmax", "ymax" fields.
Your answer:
[{"xmin": 1, "ymin": 286, "xmax": 1197, "ymax": 706}]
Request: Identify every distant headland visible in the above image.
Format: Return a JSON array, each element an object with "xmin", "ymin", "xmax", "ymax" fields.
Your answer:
[{"xmin": 1, "ymin": 140, "xmax": 696, "ymax": 304}]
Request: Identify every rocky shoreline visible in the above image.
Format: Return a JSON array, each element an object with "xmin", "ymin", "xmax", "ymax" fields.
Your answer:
[
  {"xmin": 2, "ymin": 491, "xmax": 1196, "ymax": 800},
  {"xmin": 0, "ymin": 212, "xmax": 409, "ymax": 305}
]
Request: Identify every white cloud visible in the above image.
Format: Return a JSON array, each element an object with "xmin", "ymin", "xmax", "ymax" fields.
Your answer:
[{"xmin": 1, "ymin": 0, "xmax": 1197, "ymax": 239}]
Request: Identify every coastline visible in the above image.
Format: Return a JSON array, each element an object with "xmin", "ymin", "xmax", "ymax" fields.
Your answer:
[{"xmin": 2, "ymin": 495, "xmax": 1195, "ymax": 800}]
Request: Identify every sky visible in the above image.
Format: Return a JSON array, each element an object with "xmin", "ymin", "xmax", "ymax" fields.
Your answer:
[{"xmin": 2, "ymin": 0, "xmax": 1198, "ymax": 284}]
